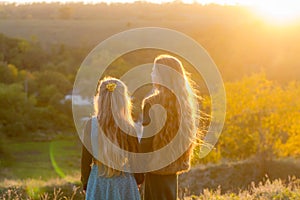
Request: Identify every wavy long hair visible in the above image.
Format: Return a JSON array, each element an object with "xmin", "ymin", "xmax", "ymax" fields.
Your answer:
[
  {"xmin": 143, "ymin": 54, "xmax": 200, "ymax": 173},
  {"xmin": 94, "ymin": 77, "xmax": 137, "ymax": 177}
]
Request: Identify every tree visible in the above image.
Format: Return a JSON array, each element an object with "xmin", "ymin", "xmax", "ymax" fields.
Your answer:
[
  {"xmin": 0, "ymin": 83, "xmax": 36, "ymax": 137},
  {"xmin": 275, "ymin": 81, "xmax": 300, "ymax": 158},
  {"xmin": 33, "ymin": 70, "xmax": 72, "ymax": 102},
  {"xmin": 0, "ymin": 62, "xmax": 19, "ymax": 84},
  {"xmin": 218, "ymin": 73, "xmax": 300, "ymax": 161}
]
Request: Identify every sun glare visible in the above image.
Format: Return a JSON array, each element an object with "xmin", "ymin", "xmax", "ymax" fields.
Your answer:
[
  {"xmin": 2, "ymin": 0, "xmax": 300, "ymax": 25},
  {"xmin": 252, "ymin": 1, "xmax": 300, "ymax": 24}
]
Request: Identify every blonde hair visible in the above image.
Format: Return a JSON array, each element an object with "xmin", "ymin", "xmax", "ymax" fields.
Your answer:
[
  {"xmin": 143, "ymin": 54, "xmax": 200, "ymax": 173},
  {"xmin": 94, "ymin": 77, "xmax": 137, "ymax": 177}
]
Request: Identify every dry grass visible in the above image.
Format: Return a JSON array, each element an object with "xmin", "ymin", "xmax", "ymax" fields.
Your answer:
[
  {"xmin": 0, "ymin": 173, "xmax": 83, "ymax": 200},
  {"xmin": 184, "ymin": 177, "xmax": 300, "ymax": 200},
  {"xmin": 1, "ymin": 177, "xmax": 299, "ymax": 200}
]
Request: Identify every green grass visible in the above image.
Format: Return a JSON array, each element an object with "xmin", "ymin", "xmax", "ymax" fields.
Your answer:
[
  {"xmin": 1, "ymin": 138, "xmax": 300, "ymax": 199},
  {"xmin": 0, "ymin": 137, "xmax": 82, "ymax": 180},
  {"xmin": 0, "ymin": 136, "xmax": 83, "ymax": 199}
]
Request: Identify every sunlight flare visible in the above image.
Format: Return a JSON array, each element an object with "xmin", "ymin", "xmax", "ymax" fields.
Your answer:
[
  {"xmin": 49, "ymin": 142, "xmax": 66, "ymax": 179},
  {"xmin": 252, "ymin": 1, "xmax": 300, "ymax": 24}
]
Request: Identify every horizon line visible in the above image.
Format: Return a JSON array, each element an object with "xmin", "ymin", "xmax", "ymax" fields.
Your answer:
[{"xmin": 0, "ymin": 0, "xmax": 246, "ymax": 6}]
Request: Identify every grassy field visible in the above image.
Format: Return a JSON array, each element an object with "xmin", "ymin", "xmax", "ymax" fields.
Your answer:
[
  {"xmin": 1, "ymin": 162, "xmax": 300, "ymax": 199},
  {"xmin": 0, "ymin": 19, "xmax": 129, "ymax": 47},
  {"xmin": 1, "ymin": 138, "xmax": 300, "ymax": 199},
  {"xmin": 0, "ymin": 137, "xmax": 82, "ymax": 180},
  {"xmin": 0, "ymin": 136, "xmax": 83, "ymax": 199},
  {"xmin": 0, "ymin": 13, "xmax": 239, "ymax": 47},
  {"xmin": 2, "ymin": 178, "xmax": 300, "ymax": 199},
  {"xmin": 0, "ymin": 18, "xmax": 217, "ymax": 47}
]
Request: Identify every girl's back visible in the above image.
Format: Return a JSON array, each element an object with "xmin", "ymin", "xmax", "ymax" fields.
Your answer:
[
  {"xmin": 81, "ymin": 77, "xmax": 141, "ymax": 200},
  {"xmin": 85, "ymin": 117, "xmax": 140, "ymax": 200}
]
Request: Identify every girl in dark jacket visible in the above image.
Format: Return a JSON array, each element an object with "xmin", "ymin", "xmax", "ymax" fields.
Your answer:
[{"xmin": 141, "ymin": 55, "xmax": 200, "ymax": 200}]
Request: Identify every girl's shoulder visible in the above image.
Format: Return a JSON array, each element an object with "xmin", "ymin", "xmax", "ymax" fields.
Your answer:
[
  {"xmin": 83, "ymin": 116, "xmax": 97, "ymax": 139},
  {"xmin": 142, "ymin": 92, "xmax": 160, "ymax": 107}
]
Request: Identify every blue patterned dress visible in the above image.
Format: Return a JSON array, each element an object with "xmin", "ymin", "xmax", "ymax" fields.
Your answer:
[
  {"xmin": 85, "ymin": 117, "xmax": 141, "ymax": 200},
  {"xmin": 85, "ymin": 165, "xmax": 140, "ymax": 200}
]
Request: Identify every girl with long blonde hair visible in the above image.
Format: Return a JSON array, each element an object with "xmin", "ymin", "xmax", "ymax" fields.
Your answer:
[
  {"xmin": 141, "ymin": 55, "xmax": 199, "ymax": 200},
  {"xmin": 81, "ymin": 77, "xmax": 142, "ymax": 200}
]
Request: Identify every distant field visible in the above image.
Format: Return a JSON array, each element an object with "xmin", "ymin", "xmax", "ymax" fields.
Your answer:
[
  {"xmin": 0, "ymin": 18, "xmax": 224, "ymax": 47},
  {"xmin": 2, "ymin": 17, "xmax": 300, "ymax": 82},
  {"xmin": 0, "ymin": 19, "xmax": 131, "ymax": 46},
  {"xmin": 0, "ymin": 3, "xmax": 250, "ymax": 49}
]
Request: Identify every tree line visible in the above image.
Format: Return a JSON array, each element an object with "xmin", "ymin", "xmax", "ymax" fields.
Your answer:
[{"xmin": 0, "ymin": 33, "xmax": 299, "ymax": 163}]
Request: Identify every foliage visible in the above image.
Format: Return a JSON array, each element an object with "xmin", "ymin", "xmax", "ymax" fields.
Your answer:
[
  {"xmin": 0, "ymin": 83, "xmax": 36, "ymax": 136},
  {"xmin": 0, "ymin": 35, "xmax": 75, "ymax": 137},
  {"xmin": 191, "ymin": 73, "xmax": 300, "ymax": 165},
  {"xmin": 0, "ymin": 34, "xmax": 45, "ymax": 71},
  {"xmin": 1, "ymin": 33, "xmax": 300, "ymax": 162},
  {"xmin": 217, "ymin": 74, "xmax": 300, "ymax": 161}
]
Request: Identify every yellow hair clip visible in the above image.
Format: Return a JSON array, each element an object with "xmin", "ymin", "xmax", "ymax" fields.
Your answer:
[{"xmin": 106, "ymin": 83, "xmax": 117, "ymax": 92}]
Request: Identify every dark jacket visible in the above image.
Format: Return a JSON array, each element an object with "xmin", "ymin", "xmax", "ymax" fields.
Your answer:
[{"xmin": 140, "ymin": 93, "xmax": 193, "ymax": 175}]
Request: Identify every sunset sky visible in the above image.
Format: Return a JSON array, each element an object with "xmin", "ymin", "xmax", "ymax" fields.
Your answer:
[
  {"xmin": 0, "ymin": 0, "xmax": 298, "ymax": 6},
  {"xmin": 1, "ymin": 0, "xmax": 300, "ymax": 24}
]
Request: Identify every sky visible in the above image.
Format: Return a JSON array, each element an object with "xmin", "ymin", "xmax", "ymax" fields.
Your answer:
[
  {"xmin": 0, "ymin": 0, "xmax": 292, "ymax": 5},
  {"xmin": 4, "ymin": 0, "xmax": 238, "ymax": 4},
  {"xmin": 1, "ymin": 0, "xmax": 300, "ymax": 24}
]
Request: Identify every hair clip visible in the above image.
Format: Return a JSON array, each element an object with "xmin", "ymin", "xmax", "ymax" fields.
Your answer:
[{"xmin": 106, "ymin": 83, "xmax": 117, "ymax": 92}]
